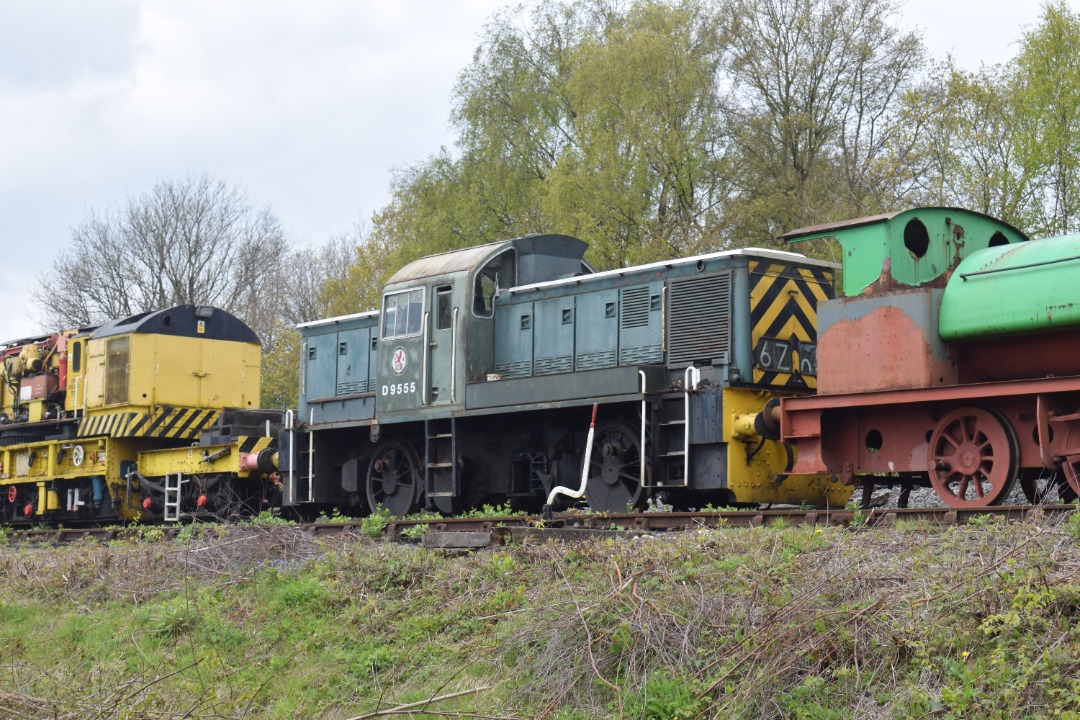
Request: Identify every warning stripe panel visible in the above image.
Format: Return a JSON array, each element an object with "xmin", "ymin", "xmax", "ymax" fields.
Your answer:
[
  {"xmin": 78, "ymin": 407, "xmax": 221, "ymax": 439},
  {"xmin": 749, "ymin": 261, "xmax": 834, "ymax": 390}
]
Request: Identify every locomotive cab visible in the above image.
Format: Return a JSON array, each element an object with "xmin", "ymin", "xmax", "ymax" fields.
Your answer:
[{"xmin": 374, "ymin": 235, "xmax": 590, "ymax": 419}]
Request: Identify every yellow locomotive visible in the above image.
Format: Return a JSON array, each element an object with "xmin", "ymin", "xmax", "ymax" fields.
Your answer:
[{"xmin": 0, "ymin": 306, "xmax": 279, "ymax": 523}]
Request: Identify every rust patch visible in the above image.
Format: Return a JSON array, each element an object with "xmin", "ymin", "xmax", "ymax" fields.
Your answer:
[{"xmin": 818, "ymin": 304, "xmax": 957, "ymax": 394}]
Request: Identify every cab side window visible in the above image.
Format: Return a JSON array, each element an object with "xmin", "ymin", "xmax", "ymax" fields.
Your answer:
[{"xmin": 382, "ymin": 288, "xmax": 425, "ymax": 339}]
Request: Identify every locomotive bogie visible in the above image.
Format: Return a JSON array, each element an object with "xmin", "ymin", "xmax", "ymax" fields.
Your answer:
[{"xmin": 0, "ymin": 435, "xmax": 134, "ymax": 522}]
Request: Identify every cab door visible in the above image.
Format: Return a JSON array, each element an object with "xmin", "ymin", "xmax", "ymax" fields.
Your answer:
[
  {"xmin": 376, "ymin": 287, "xmax": 426, "ymax": 413},
  {"xmin": 427, "ymin": 284, "xmax": 457, "ymax": 406}
]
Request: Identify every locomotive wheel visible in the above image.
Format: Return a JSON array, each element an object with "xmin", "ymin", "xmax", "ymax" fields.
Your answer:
[
  {"xmin": 927, "ymin": 407, "xmax": 1019, "ymax": 508},
  {"xmin": 366, "ymin": 440, "xmax": 422, "ymax": 517},
  {"xmin": 1060, "ymin": 423, "xmax": 1080, "ymax": 499},
  {"xmin": 1019, "ymin": 470, "xmax": 1077, "ymax": 505},
  {"xmin": 584, "ymin": 422, "xmax": 646, "ymax": 513}
]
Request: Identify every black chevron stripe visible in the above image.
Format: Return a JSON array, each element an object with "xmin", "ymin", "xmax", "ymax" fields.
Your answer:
[
  {"xmin": 751, "ymin": 270, "xmax": 788, "ymax": 325},
  {"xmin": 144, "ymin": 407, "xmax": 175, "ymax": 436},
  {"xmin": 171, "ymin": 409, "xmax": 206, "ymax": 438}
]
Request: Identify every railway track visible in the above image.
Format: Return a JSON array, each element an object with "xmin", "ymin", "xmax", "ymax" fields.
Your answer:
[{"xmin": 4, "ymin": 503, "xmax": 1077, "ymax": 547}]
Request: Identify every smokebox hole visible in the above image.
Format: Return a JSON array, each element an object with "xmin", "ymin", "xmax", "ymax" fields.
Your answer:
[
  {"xmin": 904, "ymin": 218, "xmax": 930, "ymax": 259},
  {"xmin": 865, "ymin": 429, "xmax": 883, "ymax": 453}
]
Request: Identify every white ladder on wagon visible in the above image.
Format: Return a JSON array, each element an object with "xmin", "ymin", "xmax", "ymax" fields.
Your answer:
[{"xmin": 163, "ymin": 473, "xmax": 185, "ymax": 522}]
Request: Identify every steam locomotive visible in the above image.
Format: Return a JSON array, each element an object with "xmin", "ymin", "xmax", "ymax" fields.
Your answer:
[{"xmin": 777, "ymin": 207, "xmax": 1080, "ymax": 506}]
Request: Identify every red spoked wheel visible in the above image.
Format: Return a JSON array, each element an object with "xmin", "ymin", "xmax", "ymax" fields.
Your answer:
[
  {"xmin": 927, "ymin": 407, "xmax": 1019, "ymax": 508},
  {"xmin": 1061, "ymin": 424, "xmax": 1080, "ymax": 499}
]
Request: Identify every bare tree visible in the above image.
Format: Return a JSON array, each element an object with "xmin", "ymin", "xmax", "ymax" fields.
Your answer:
[{"xmin": 37, "ymin": 174, "xmax": 289, "ymax": 343}]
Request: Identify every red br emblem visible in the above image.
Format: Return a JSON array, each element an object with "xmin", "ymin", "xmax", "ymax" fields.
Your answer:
[{"xmin": 391, "ymin": 347, "xmax": 407, "ymax": 374}]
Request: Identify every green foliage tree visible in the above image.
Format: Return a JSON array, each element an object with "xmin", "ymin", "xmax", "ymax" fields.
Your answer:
[
  {"xmin": 720, "ymin": 0, "xmax": 924, "ymax": 241},
  {"xmin": 371, "ymin": 0, "xmax": 735, "ymax": 272},
  {"xmin": 1012, "ymin": 0, "xmax": 1080, "ymax": 235},
  {"xmin": 359, "ymin": 0, "xmax": 924, "ymax": 277},
  {"xmin": 890, "ymin": 1, "xmax": 1080, "ymax": 237}
]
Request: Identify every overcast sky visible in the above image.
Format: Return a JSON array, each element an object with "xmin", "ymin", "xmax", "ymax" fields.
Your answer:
[{"xmin": 0, "ymin": 0, "xmax": 1069, "ymax": 341}]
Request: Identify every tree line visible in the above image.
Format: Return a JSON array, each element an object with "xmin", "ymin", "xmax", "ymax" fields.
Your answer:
[{"xmin": 36, "ymin": 0, "xmax": 1080, "ymax": 405}]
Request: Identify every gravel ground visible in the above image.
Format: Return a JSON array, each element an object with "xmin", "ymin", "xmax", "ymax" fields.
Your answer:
[{"xmin": 859, "ymin": 478, "xmax": 1049, "ymax": 509}]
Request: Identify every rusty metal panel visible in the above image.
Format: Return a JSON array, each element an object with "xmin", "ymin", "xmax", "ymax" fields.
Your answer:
[{"xmin": 817, "ymin": 288, "xmax": 956, "ymax": 394}]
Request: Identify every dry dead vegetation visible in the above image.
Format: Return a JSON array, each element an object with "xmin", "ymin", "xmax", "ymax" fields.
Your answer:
[{"xmin": 0, "ymin": 513, "xmax": 1079, "ymax": 719}]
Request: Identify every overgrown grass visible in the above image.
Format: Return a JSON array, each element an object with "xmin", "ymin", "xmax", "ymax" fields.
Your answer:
[{"xmin": 0, "ymin": 514, "xmax": 1078, "ymax": 718}]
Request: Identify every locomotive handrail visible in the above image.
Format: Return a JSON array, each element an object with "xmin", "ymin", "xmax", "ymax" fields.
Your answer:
[
  {"xmin": 284, "ymin": 409, "xmax": 296, "ymax": 504},
  {"xmin": 308, "ymin": 408, "xmax": 315, "ymax": 503},
  {"xmin": 683, "ymin": 366, "xmax": 701, "ymax": 487},
  {"xmin": 451, "ymin": 307, "xmax": 458, "ymax": 403},
  {"xmin": 422, "ymin": 311, "xmax": 430, "ymax": 405},
  {"xmin": 959, "ymin": 253, "xmax": 1080, "ymax": 280},
  {"xmin": 639, "ymin": 370, "xmax": 647, "ymax": 490}
]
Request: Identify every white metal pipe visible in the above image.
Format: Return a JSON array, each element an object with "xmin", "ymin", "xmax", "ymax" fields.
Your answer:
[{"xmin": 546, "ymin": 403, "xmax": 599, "ymax": 507}]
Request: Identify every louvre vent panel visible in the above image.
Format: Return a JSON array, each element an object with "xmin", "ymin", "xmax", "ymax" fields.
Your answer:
[
  {"xmin": 668, "ymin": 272, "xmax": 731, "ymax": 366},
  {"xmin": 534, "ymin": 356, "xmax": 573, "ymax": 375},
  {"xmin": 336, "ymin": 379, "xmax": 370, "ymax": 395},
  {"xmin": 576, "ymin": 350, "xmax": 617, "ymax": 370},
  {"xmin": 621, "ymin": 287, "xmax": 650, "ymax": 329},
  {"xmin": 619, "ymin": 344, "xmax": 663, "ymax": 365},
  {"xmin": 495, "ymin": 360, "xmax": 532, "ymax": 378}
]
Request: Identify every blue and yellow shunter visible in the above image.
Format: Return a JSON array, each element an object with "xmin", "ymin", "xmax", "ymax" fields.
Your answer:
[{"xmin": 282, "ymin": 236, "xmax": 852, "ymax": 516}]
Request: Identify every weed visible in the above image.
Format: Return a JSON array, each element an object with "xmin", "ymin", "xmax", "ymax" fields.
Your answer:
[
  {"xmin": 400, "ymin": 523, "xmax": 427, "ymax": 540},
  {"xmin": 460, "ymin": 502, "xmax": 518, "ymax": 519},
  {"xmin": 316, "ymin": 507, "xmax": 351, "ymax": 523},
  {"xmin": 636, "ymin": 674, "xmax": 707, "ymax": 718},
  {"xmin": 1067, "ymin": 511, "xmax": 1080, "ymax": 542},
  {"xmin": 248, "ymin": 508, "xmax": 295, "ymax": 526},
  {"xmin": 361, "ymin": 507, "xmax": 393, "ymax": 539}
]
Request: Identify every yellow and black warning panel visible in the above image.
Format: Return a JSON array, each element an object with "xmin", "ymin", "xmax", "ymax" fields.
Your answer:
[
  {"xmin": 749, "ymin": 260, "xmax": 834, "ymax": 390},
  {"xmin": 77, "ymin": 407, "xmax": 221, "ymax": 440}
]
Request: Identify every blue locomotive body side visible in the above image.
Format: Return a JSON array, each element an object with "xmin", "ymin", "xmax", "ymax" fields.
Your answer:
[{"xmin": 285, "ymin": 234, "xmax": 848, "ymax": 514}]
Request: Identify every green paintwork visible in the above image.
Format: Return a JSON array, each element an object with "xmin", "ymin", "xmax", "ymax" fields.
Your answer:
[
  {"xmin": 940, "ymin": 232, "xmax": 1080, "ymax": 340},
  {"xmin": 783, "ymin": 207, "xmax": 1029, "ymax": 296}
]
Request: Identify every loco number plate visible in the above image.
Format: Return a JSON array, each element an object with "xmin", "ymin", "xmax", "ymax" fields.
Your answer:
[{"xmin": 754, "ymin": 337, "xmax": 817, "ymax": 376}]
